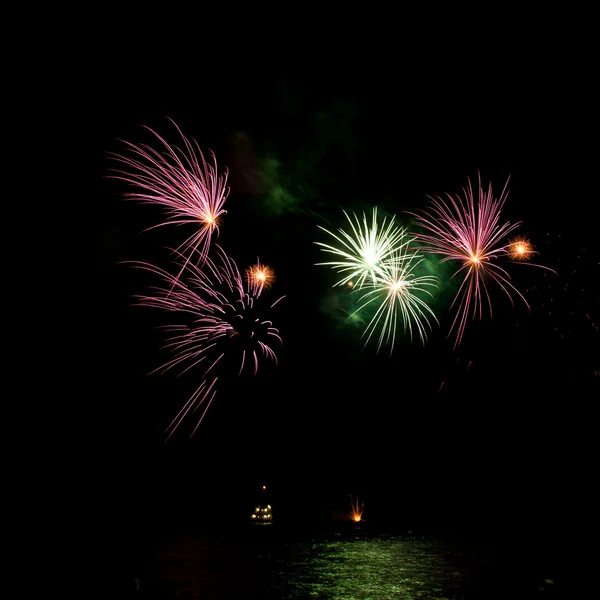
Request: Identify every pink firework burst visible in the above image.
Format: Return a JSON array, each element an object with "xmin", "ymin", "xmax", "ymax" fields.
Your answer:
[
  {"xmin": 109, "ymin": 118, "xmax": 230, "ymax": 280},
  {"xmin": 132, "ymin": 245, "xmax": 285, "ymax": 439},
  {"xmin": 411, "ymin": 174, "xmax": 554, "ymax": 348}
]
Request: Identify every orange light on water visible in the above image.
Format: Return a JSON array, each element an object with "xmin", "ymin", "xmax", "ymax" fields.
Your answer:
[{"xmin": 349, "ymin": 495, "xmax": 364, "ymax": 522}]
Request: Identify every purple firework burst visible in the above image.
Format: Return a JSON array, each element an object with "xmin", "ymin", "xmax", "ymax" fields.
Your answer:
[
  {"xmin": 411, "ymin": 173, "xmax": 554, "ymax": 348},
  {"xmin": 109, "ymin": 118, "xmax": 230, "ymax": 283},
  {"xmin": 132, "ymin": 244, "xmax": 285, "ymax": 439}
]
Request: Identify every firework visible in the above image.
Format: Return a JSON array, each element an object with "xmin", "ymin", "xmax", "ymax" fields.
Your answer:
[
  {"xmin": 410, "ymin": 174, "xmax": 552, "ymax": 348},
  {"xmin": 245, "ymin": 261, "xmax": 275, "ymax": 295},
  {"xmin": 131, "ymin": 245, "xmax": 284, "ymax": 439},
  {"xmin": 316, "ymin": 207, "xmax": 410, "ymax": 289},
  {"xmin": 351, "ymin": 241, "xmax": 439, "ymax": 352},
  {"xmin": 349, "ymin": 495, "xmax": 364, "ymax": 522},
  {"xmin": 508, "ymin": 236, "xmax": 535, "ymax": 260},
  {"xmin": 109, "ymin": 118, "xmax": 229, "ymax": 278}
]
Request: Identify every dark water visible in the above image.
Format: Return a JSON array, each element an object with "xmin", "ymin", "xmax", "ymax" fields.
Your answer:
[{"xmin": 139, "ymin": 528, "xmax": 503, "ymax": 599}]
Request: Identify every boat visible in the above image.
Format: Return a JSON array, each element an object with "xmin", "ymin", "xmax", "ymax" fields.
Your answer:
[{"xmin": 250, "ymin": 484, "xmax": 273, "ymax": 525}]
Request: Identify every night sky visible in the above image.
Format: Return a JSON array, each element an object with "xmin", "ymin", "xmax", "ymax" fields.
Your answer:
[{"xmin": 84, "ymin": 66, "xmax": 598, "ymax": 578}]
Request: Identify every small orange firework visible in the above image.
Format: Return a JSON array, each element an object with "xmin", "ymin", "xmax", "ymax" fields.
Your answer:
[
  {"xmin": 246, "ymin": 262, "xmax": 275, "ymax": 293},
  {"xmin": 349, "ymin": 495, "xmax": 364, "ymax": 522},
  {"xmin": 508, "ymin": 237, "xmax": 535, "ymax": 261}
]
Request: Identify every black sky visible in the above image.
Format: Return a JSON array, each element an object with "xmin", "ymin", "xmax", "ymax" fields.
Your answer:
[{"xmin": 77, "ymin": 58, "xmax": 599, "ymax": 582}]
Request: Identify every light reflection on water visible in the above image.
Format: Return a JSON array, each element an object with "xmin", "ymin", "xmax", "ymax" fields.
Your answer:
[
  {"xmin": 264, "ymin": 535, "xmax": 467, "ymax": 599},
  {"xmin": 154, "ymin": 531, "xmax": 485, "ymax": 599}
]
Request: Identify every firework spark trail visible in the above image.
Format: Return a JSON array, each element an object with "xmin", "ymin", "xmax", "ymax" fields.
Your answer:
[
  {"xmin": 130, "ymin": 245, "xmax": 284, "ymax": 439},
  {"xmin": 109, "ymin": 118, "xmax": 230, "ymax": 286},
  {"xmin": 351, "ymin": 241, "xmax": 439, "ymax": 353},
  {"xmin": 410, "ymin": 173, "xmax": 555, "ymax": 348},
  {"xmin": 316, "ymin": 207, "xmax": 410, "ymax": 289}
]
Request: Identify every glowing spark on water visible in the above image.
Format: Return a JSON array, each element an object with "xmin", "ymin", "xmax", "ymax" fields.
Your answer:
[{"xmin": 350, "ymin": 495, "xmax": 364, "ymax": 522}]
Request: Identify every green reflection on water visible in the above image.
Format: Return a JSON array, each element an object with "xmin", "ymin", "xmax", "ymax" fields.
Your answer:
[{"xmin": 266, "ymin": 535, "xmax": 465, "ymax": 599}]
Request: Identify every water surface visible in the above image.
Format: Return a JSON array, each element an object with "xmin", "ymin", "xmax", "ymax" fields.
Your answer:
[{"xmin": 150, "ymin": 529, "xmax": 495, "ymax": 599}]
